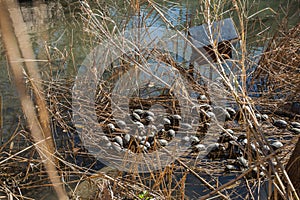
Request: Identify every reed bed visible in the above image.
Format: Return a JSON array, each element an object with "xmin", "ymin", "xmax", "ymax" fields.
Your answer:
[{"xmin": 0, "ymin": 0, "xmax": 299, "ymax": 199}]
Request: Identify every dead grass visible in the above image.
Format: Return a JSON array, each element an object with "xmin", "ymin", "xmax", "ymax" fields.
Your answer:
[{"xmin": 0, "ymin": 0, "xmax": 299, "ymax": 199}]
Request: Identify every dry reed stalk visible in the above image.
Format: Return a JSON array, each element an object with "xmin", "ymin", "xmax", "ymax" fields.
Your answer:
[
  {"xmin": 253, "ymin": 23, "xmax": 300, "ymax": 106},
  {"xmin": 251, "ymin": 22, "xmax": 300, "ymax": 199},
  {"xmin": 0, "ymin": 1, "xmax": 68, "ymax": 199},
  {"xmin": 7, "ymin": 0, "xmax": 55, "ymax": 154},
  {"xmin": 55, "ymin": 0, "xmax": 298, "ymax": 199},
  {"xmin": 0, "ymin": 95, "xmax": 2, "ymax": 144},
  {"xmin": 286, "ymin": 138, "xmax": 300, "ymax": 198}
]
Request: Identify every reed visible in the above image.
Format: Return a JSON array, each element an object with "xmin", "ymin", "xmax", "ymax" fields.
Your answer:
[
  {"xmin": 0, "ymin": 0, "xmax": 68, "ymax": 199},
  {"xmin": 0, "ymin": 0, "xmax": 299, "ymax": 199}
]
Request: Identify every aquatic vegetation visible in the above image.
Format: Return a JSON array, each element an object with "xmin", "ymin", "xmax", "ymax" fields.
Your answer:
[{"xmin": 0, "ymin": 0, "xmax": 299, "ymax": 199}]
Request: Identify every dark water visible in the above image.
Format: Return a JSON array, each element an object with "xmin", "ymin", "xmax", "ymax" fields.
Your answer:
[{"xmin": 0, "ymin": 0, "xmax": 298, "ymax": 199}]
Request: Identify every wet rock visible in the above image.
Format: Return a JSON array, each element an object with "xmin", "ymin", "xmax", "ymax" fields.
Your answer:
[
  {"xmin": 116, "ymin": 120, "xmax": 127, "ymax": 130},
  {"xmin": 193, "ymin": 144, "xmax": 206, "ymax": 152},
  {"xmin": 190, "ymin": 135, "xmax": 200, "ymax": 145},
  {"xmin": 241, "ymin": 138, "xmax": 247, "ymax": 146},
  {"xmin": 273, "ymin": 119, "xmax": 288, "ymax": 129},
  {"xmin": 132, "ymin": 112, "xmax": 141, "ymax": 122},
  {"xmin": 252, "ymin": 167, "xmax": 265, "ymax": 178},
  {"xmin": 100, "ymin": 135, "xmax": 110, "ymax": 142},
  {"xmin": 249, "ymin": 142, "xmax": 262, "ymax": 158},
  {"xmin": 172, "ymin": 114, "xmax": 182, "ymax": 120},
  {"xmin": 139, "ymin": 129, "xmax": 146, "ymax": 136},
  {"xmin": 225, "ymin": 129, "xmax": 234, "ymax": 135},
  {"xmin": 214, "ymin": 106, "xmax": 231, "ymax": 121},
  {"xmin": 157, "ymin": 128, "xmax": 166, "ymax": 138},
  {"xmin": 290, "ymin": 127, "xmax": 300, "ymax": 134},
  {"xmin": 225, "ymin": 164, "xmax": 239, "ymax": 171},
  {"xmin": 262, "ymin": 145, "xmax": 270, "ymax": 153},
  {"xmin": 141, "ymin": 136, "xmax": 147, "ymax": 141},
  {"xmin": 114, "ymin": 136, "xmax": 123, "ymax": 147},
  {"xmin": 218, "ymin": 134, "xmax": 233, "ymax": 143},
  {"xmin": 107, "ymin": 123, "xmax": 116, "ymax": 132},
  {"xmin": 237, "ymin": 156, "xmax": 248, "ymax": 168},
  {"xmin": 144, "ymin": 141, "xmax": 151, "ymax": 148},
  {"xmin": 157, "ymin": 124, "xmax": 164, "ymax": 130},
  {"xmin": 158, "ymin": 139, "xmax": 168, "ymax": 146},
  {"xmin": 124, "ymin": 134, "xmax": 131, "ymax": 145},
  {"xmin": 148, "ymin": 124, "xmax": 158, "ymax": 132},
  {"xmin": 200, "ymin": 104, "xmax": 212, "ymax": 111},
  {"xmin": 205, "ymin": 111, "xmax": 215, "ymax": 119},
  {"xmin": 199, "ymin": 94, "xmax": 208, "ymax": 101},
  {"xmin": 207, "ymin": 143, "xmax": 226, "ymax": 158},
  {"xmin": 270, "ymin": 141, "xmax": 283, "ymax": 150},
  {"xmin": 218, "ymin": 129, "xmax": 236, "ymax": 143},
  {"xmin": 145, "ymin": 116, "xmax": 154, "ymax": 123},
  {"xmin": 148, "ymin": 132, "xmax": 156, "ymax": 137},
  {"xmin": 290, "ymin": 121, "xmax": 300, "ymax": 129},
  {"xmin": 226, "ymin": 107, "xmax": 236, "ymax": 119},
  {"xmin": 134, "ymin": 121, "xmax": 145, "ymax": 130},
  {"xmin": 135, "ymin": 136, "xmax": 142, "ymax": 142},
  {"xmin": 134, "ymin": 109, "xmax": 144, "ymax": 115},
  {"xmin": 237, "ymin": 134, "xmax": 247, "ymax": 141},
  {"xmin": 105, "ymin": 142, "xmax": 112, "ymax": 147},
  {"xmin": 167, "ymin": 129, "xmax": 176, "ymax": 138},
  {"xmin": 207, "ymin": 143, "xmax": 220, "ymax": 151},
  {"xmin": 112, "ymin": 142, "xmax": 122, "ymax": 152},
  {"xmin": 181, "ymin": 136, "xmax": 190, "ymax": 143},
  {"xmin": 255, "ymin": 113, "xmax": 262, "ymax": 121},
  {"xmin": 144, "ymin": 110, "xmax": 154, "ymax": 117},
  {"xmin": 261, "ymin": 114, "xmax": 269, "ymax": 121},
  {"xmin": 181, "ymin": 123, "xmax": 193, "ymax": 130},
  {"xmin": 163, "ymin": 117, "xmax": 171, "ymax": 125},
  {"xmin": 139, "ymin": 144, "xmax": 147, "ymax": 152}
]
